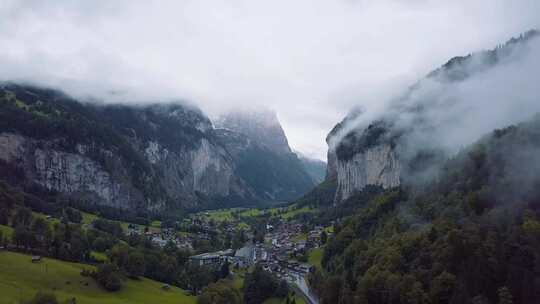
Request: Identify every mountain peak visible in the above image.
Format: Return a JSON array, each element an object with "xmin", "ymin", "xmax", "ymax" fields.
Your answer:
[{"xmin": 215, "ymin": 108, "xmax": 291, "ymax": 155}]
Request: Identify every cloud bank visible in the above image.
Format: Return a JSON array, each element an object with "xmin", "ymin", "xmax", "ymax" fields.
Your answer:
[{"xmin": 1, "ymin": 0, "xmax": 539, "ymax": 159}]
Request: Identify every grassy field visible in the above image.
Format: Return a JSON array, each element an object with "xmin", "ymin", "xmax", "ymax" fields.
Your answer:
[
  {"xmin": 90, "ymin": 251, "xmax": 107, "ymax": 263},
  {"xmin": 291, "ymin": 233, "xmax": 307, "ymax": 242},
  {"xmin": 308, "ymin": 248, "xmax": 323, "ymax": 270},
  {"xmin": 0, "ymin": 251, "xmax": 196, "ymax": 304},
  {"xmin": 238, "ymin": 208, "xmax": 261, "ymax": 217},
  {"xmin": 81, "ymin": 211, "xmax": 161, "ymax": 234},
  {"xmin": 279, "ymin": 206, "xmax": 315, "ymax": 220},
  {"xmin": 197, "ymin": 209, "xmax": 236, "ymax": 222},
  {"xmin": 0, "ymin": 224, "xmax": 14, "ymax": 241},
  {"xmin": 32, "ymin": 211, "xmax": 61, "ymax": 226},
  {"xmin": 81, "ymin": 212, "xmax": 99, "ymax": 225}
]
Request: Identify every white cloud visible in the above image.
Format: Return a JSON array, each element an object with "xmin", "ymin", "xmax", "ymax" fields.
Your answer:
[{"xmin": 0, "ymin": 0, "xmax": 539, "ymax": 160}]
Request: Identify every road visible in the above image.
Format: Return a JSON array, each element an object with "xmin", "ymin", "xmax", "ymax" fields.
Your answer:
[{"xmin": 290, "ymin": 273, "xmax": 320, "ymax": 304}]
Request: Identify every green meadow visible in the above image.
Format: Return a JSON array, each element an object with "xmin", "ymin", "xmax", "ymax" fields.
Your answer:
[{"xmin": 0, "ymin": 251, "xmax": 196, "ymax": 304}]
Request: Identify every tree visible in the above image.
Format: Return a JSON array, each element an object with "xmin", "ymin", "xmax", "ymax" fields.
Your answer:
[
  {"xmin": 64, "ymin": 208, "xmax": 82, "ymax": 223},
  {"xmin": 23, "ymin": 291, "xmax": 58, "ymax": 304},
  {"xmin": 276, "ymin": 279, "xmax": 289, "ymax": 298},
  {"xmin": 0, "ymin": 208, "xmax": 8, "ymax": 225},
  {"xmin": 13, "ymin": 207, "xmax": 32, "ymax": 226},
  {"xmin": 197, "ymin": 280, "xmax": 241, "ymax": 304},
  {"xmin": 430, "ymin": 271, "xmax": 456, "ymax": 304},
  {"xmin": 94, "ymin": 263, "xmax": 123, "ymax": 292},
  {"xmin": 244, "ymin": 265, "xmax": 279, "ymax": 304},
  {"xmin": 321, "ymin": 231, "xmax": 328, "ymax": 245},
  {"xmin": 13, "ymin": 224, "xmax": 36, "ymax": 249},
  {"xmin": 126, "ymin": 251, "xmax": 146, "ymax": 278},
  {"xmin": 219, "ymin": 260, "xmax": 230, "ymax": 279}
]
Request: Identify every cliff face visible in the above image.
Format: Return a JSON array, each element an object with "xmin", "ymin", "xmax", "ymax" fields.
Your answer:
[
  {"xmin": 334, "ymin": 144, "xmax": 400, "ymax": 201},
  {"xmin": 0, "ymin": 83, "xmax": 257, "ymax": 212},
  {"xmin": 0, "ymin": 84, "xmax": 315, "ymax": 212},
  {"xmin": 0, "ymin": 132, "xmax": 144, "ymax": 209},
  {"xmin": 215, "ymin": 109, "xmax": 315, "ymax": 201},
  {"xmin": 216, "ymin": 109, "xmax": 291, "ymax": 155}
]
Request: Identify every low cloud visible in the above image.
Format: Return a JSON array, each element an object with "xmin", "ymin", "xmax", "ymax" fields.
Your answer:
[{"xmin": 1, "ymin": 0, "xmax": 539, "ymax": 159}]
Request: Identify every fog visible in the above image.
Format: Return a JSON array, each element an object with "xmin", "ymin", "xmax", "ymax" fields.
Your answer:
[
  {"xmin": 1, "ymin": 0, "xmax": 539, "ymax": 159},
  {"xmin": 330, "ymin": 31, "xmax": 540, "ymax": 190}
]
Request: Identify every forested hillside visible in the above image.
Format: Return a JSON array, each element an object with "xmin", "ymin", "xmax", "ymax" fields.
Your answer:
[{"xmin": 309, "ymin": 115, "xmax": 540, "ymax": 304}]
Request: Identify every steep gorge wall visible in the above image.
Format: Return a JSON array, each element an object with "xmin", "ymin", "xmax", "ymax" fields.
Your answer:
[{"xmin": 333, "ymin": 144, "xmax": 400, "ymax": 202}]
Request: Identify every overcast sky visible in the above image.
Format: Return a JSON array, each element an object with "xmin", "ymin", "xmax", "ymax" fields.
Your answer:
[{"xmin": 1, "ymin": 0, "xmax": 539, "ymax": 160}]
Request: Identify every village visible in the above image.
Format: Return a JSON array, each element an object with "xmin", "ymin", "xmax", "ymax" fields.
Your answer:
[{"xmin": 114, "ymin": 206, "xmax": 328, "ymax": 302}]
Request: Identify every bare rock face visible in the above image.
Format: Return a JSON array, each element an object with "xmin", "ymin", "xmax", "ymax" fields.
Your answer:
[
  {"xmin": 334, "ymin": 144, "xmax": 400, "ymax": 202},
  {"xmin": 0, "ymin": 84, "xmax": 259, "ymax": 211},
  {"xmin": 215, "ymin": 109, "xmax": 315, "ymax": 202},
  {"xmin": 0, "ymin": 132, "xmax": 147, "ymax": 209},
  {"xmin": 216, "ymin": 108, "xmax": 291, "ymax": 155}
]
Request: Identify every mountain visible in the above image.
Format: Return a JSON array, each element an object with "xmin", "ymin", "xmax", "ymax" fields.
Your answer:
[
  {"xmin": 311, "ymin": 113, "xmax": 540, "ymax": 304},
  {"xmin": 296, "ymin": 152, "xmax": 327, "ymax": 184},
  {"xmin": 215, "ymin": 109, "xmax": 315, "ymax": 201},
  {"xmin": 325, "ymin": 29, "xmax": 540, "ymax": 204},
  {"xmin": 216, "ymin": 109, "xmax": 291, "ymax": 155},
  {"xmin": 0, "ymin": 84, "xmax": 314, "ymax": 215}
]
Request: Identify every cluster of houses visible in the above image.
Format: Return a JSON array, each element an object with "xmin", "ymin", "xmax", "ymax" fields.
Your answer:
[
  {"xmin": 126, "ymin": 224, "xmax": 194, "ymax": 250},
  {"xmin": 186, "ymin": 219, "xmax": 331, "ymax": 284}
]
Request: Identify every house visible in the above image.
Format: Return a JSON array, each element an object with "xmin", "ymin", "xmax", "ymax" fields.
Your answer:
[
  {"xmin": 31, "ymin": 256, "xmax": 42, "ymax": 263},
  {"xmin": 234, "ymin": 246, "xmax": 254, "ymax": 268},
  {"xmin": 189, "ymin": 252, "xmax": 221, "ymax": 266},
  {"xmin": 188, "ymin": 249, "xmax": 234, "ymax": 267}
]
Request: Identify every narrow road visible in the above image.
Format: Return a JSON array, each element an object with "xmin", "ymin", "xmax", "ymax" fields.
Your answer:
[{"xmin": 290, "ymin": 273, "xmax": 320, "ymax": 304}]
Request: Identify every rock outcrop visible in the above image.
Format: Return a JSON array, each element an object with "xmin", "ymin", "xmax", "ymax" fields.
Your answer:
[{"xmin": 334, "ymin": 144, "xmax": 400, "ymax": 201}]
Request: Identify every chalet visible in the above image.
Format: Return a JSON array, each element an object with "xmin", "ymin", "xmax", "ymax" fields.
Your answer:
[{"xmin": 31, "ymin": 255, "xmax": 42, "ymax": 263}]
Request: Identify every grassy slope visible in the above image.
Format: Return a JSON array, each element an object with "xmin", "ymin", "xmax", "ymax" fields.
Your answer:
[
  {"xmin": 307, "ymin": 248, "xmax": 323, "ymax": 270},
  {"xmin": 0, "ymin": 224, "xmax": 14, "ymax": 240},
  {"xmin": 0, "ymin": 251, "xmax": 195, "ymax": 304}
]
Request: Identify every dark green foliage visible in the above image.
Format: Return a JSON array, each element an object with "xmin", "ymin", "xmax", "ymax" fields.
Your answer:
[
  {"xmin": 197, "ymin": 280, "xmax": 242, "ymax": 304},
  {"xmin": 243, "ymin": 265, "xmax": 283, "ymax": 304},
  {"xmin": 13, "ymin": 207, "xmax": 32, "ymax": 226},
  {"xmin": 22, "ymin": 291, "xmax": 59, "ymax": 304},
  {"xmin": 93, "ymin": 263, "xmax": 123, "ymax": 292},
  {"xmin": 336, "ymin": 120, "xmax": 392, "ymax": 161},
  {"xmin": 295, "ymin": 179, "xmax": 337, "ymax": 208},
  {"xmin": 314, "ymin": 116, "xmax": 540, "ymax": 304},
  {"xmin": 92, "ymin": 219, "xmax": 123, "ymax": 238},
  {"xmin": 64, "ymin": 208, "xmax": 82, "ymax": 223},
  {"xmin": 126, "ymin": 251, "xmax": 146, "ymax": 279},
  {"xmin": 235, "ymin": 146, "xmax": 314, "ymax": 202}
]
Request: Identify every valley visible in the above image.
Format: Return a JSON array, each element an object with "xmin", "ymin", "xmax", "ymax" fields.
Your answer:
[{"xmin": 0, "ymin": 4, "xmax": 539, "ymax": 303}]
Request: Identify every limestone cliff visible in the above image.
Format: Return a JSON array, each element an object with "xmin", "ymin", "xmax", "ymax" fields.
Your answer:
[
  {"xmin": 0, "ymin": 83, "xmax": 256, "ymax": 212},
  {"xmin": 334, "ymin": 144, "xmax": 400, "ymax": 201}
]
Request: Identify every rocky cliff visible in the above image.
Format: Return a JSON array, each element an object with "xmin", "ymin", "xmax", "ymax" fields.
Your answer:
[
  {"xmin": 216, "ymin": 109, "xmax": 292, "ymax": 155},
  {"xmin": 0, "ymin": 83, "xmax": 258, "ymax": 212},
  {"xmin": 0, "ymin": 84, "xmax": 316, "ymax": 212},
  {"xmin": 215, "ymin": 109, "xmax": 315, "ymax": 201}
]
